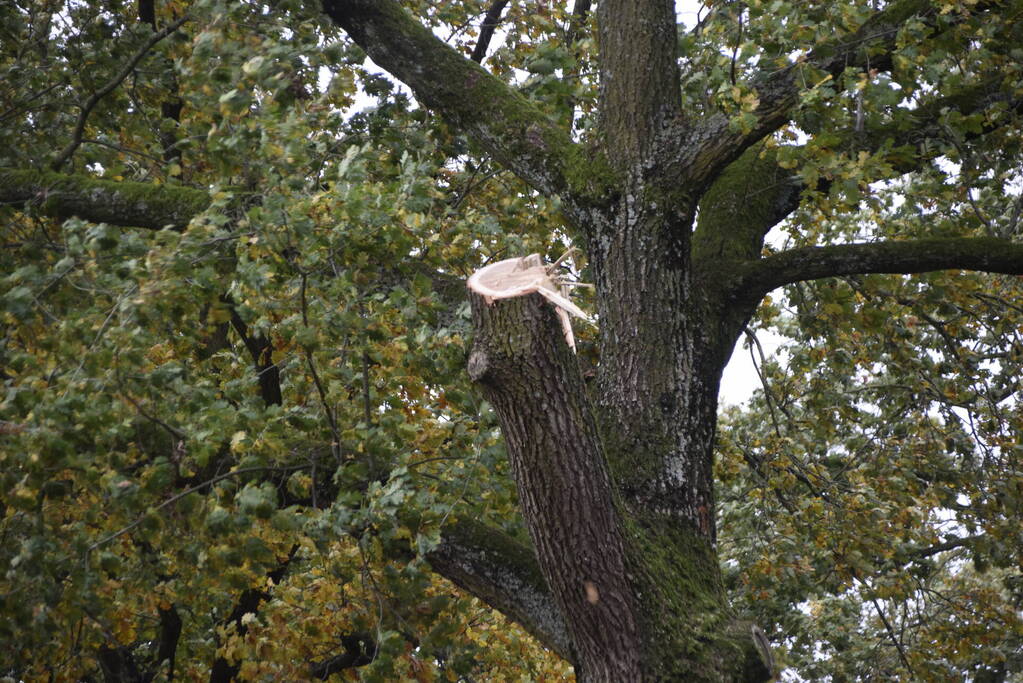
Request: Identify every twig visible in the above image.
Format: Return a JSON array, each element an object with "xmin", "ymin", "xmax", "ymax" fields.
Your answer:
[
  {"xmin": 118, "ymin": 377, "xmax": 187, "ymax": 440},
  {"xmin": 0, "ymin": 81, "xmax": 64, "ymax": 122},
  {"xmin": 729, "ymin": 9, "xmax": 744, "ymax": 86},
  {"xmin": 80, "ymin": 137, "xmax": 165, "ymax": 165},
  {"xmin": 300, "ymin": 272, "xmax": 342, "ymax": 461},
  {"xmin": 362, "ymin": 349, "xmax": 372, "ymax": 427},
  {"xmin": 562, "ymin": 0, "xmax": 592, "ymax": 129},
  {"xmin": 88, "ymin": 464, "xmax": 310, "ymax": 551},
  {"xmin": 743, "ymin": 326, "xmax": 783, "ymax": 436},
  {"xmin": 869, "ymin": 595, "xmax": 915, "ymax": 676}
]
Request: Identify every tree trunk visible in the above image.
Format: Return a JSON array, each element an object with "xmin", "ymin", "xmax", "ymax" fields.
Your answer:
[{"xmin": 468, "ymin": 194, "xmax": 772, "ymax": 679}]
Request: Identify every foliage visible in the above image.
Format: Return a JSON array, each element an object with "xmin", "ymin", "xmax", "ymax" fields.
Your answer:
[
  {"xmin": 718, "ymin": 177, "xmax": 1023, "ymax": 678},
  {"xmin": 1, "ymin": 0, "xmax": 569, "ymax": 678},
  {"xmin": 1, "ymin": 0, "xmax": 1021, "ymax": 680}
]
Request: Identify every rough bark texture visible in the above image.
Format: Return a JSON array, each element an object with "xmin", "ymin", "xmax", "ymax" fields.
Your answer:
[
  {"xmin": 596, "ymin": 0, "xmax": 681, "ymax": 170},
  {"xmin": 468, "ymin": 291, "xmax": 641, "ymax": 680},
  {"xmin": 0, "ymin": 167, "xmax": 210, "ymax": 229}
]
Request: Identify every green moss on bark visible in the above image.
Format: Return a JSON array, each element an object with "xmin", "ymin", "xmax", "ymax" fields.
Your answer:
[
  {"xmin": 692, "ymin": 146, "xmax": 792, "ymax": 265},
  {"xmin": 624, "ymin": 514, "xmax": 766, "ymax": 681},
  {"xmin": 0, "ymin": 167, "xmax": 210, "ymax": 229}
]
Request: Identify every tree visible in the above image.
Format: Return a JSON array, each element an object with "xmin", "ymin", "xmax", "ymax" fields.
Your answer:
[{"xmin": 1, "ymin": 0, "xmax": 1022, "ymax": 680}]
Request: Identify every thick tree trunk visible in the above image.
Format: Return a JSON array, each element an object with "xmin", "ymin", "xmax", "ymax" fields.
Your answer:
[
  {"xmin": 9, "ymin": 0, "xmax": 1020, "ymax": 677},
  {"xmin": 468, "ymin": 219, "xmax": 771, "ymax": 679}
]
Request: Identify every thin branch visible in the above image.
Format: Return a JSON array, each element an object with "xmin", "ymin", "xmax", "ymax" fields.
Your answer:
[
  {"xmin": 361, "ymin": 349, "xmax": 372, "ymax": 427},
  {"xmin": 155, "ymin": 606, "xmax": 182, "ymax": 680},
  {"xmin": 729, "ymin": 9, "xmax": 744, "ymax": 86},
  {"xmin": 88, "ymin": 464, "xmax": 310, "ymax": 551},
  {"xmin": 842, "ymin": 276, "xmax": 963, "ymax": 362},
  {"xmin": 229, "ymin": 307, "xmax": 283, "ymax": 406},
  {"xmin": 737, "ymin": 448, "xmax": 798, "ymax": 514},
  {"xmin": 118, "ymin": 379, "xmax": 187, "ymax": 440},
  {"xmin": 300, "ymin": 272, "xmax": 342, "ymax": 461},
  {"xmin": 743, "ymin": 327, "xmax": 782, "ymax": 437},
  {"xmin": 561, "ymin": 0, "xmax": 592, "ymax": 130},
  {"xmin": 470, "ymin": 0, "xmax": 510, "ymax": 64},
  {"xmin": 210, "ymin": 546, "xmax": 299, "ymax": 683},
  {"xmin": 80, "ymin": 137, "xmax": 165, "ymax": 166},
  {"xmin": 1007, "ymin": 192, "xmax": 1023, "ymax": 237},
  {"xmin": 869, "ymin": 595, "xmax": 916, "ymax": 676},
  {"xmin": 0, "ymin": 81, "xmax": 65, "ymax": 122},
  {"xmin": 309, "ymin": 633, "xmax": 377, "ymax": 678},
  {"xmin": 51, "ymin": 15, "xmax": 189, "ymax": 171}
]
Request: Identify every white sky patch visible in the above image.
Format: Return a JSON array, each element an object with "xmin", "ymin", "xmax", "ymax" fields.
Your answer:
[{"xmin": 720, "ymin": 327, "xmax": 787, "ymax": 406}]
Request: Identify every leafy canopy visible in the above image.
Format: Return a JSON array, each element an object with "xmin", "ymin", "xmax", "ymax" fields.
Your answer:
[{"xmin": 1, "ymin": 0, "xmax": 1022, "ymax": 680}]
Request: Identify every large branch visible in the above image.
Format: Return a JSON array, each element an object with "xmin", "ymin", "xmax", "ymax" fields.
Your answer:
[
  {"xmin": 321, "ymin": 0, "xmax": 594, "ymax": 202},
  {"xmin": 692, "ymin": 74, "xmax": 1023, "ymax": 277},
  {"xmin": 427, "ymin": 518, "xmax": 573, "ymax": 660},
  {"xmin": 728, "ymin": 237, "xmax": 1023, "ymax": 300},
  {"xmin": 0, "ymin": 167, "xmax": 210, "ymax": 229}
]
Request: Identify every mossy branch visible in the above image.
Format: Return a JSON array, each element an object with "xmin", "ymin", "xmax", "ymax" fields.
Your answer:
[
  {"xmin": 679, "ymin": 0, "xmax": 1005, "ymax": 192},
  {"xmin": 729, "ymin": 236, "xmax": 1023, "ymax": 299},
  {"xmin": 428, "ymin": 517, "xmax": 574, "ymax": 660},
  {"xmin": 320, "ymin": 0, "xmax": 608, "ymax": 205},
  {"xmin": 692, "ymin": 76, "xmax": 1023, "ymax": 274},
  {"xmin": 0, "ymin": 167, "xmax": 209, "ymax": 229}
]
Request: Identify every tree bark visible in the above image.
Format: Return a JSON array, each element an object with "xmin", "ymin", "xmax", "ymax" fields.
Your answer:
[
  {"xmin": 468, "ymin": 285, "xmax": 769, "ymax": 679},
  {"xmin": 0, "ymin": 167, "xmax": 209, "ymax": 229},
  {"xmin": 469, "ymin": 291, "xmax": 642, "ymax": 680}
]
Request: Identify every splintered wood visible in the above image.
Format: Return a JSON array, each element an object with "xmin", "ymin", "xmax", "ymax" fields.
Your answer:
[{"xmin": 466, "ymin": 253, "xmax": 592, "ymax": 351}]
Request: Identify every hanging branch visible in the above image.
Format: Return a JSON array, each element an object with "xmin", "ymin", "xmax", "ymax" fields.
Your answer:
[{"xmin": 300, "ymin": 272, "xmax": 342, "ymax": 462}]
